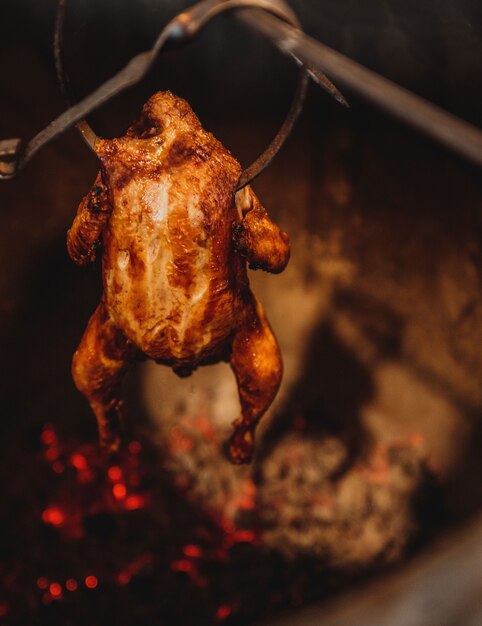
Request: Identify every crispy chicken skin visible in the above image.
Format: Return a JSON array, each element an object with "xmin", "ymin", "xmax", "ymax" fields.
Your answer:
[{"xmin": 68, "ymin": 91, "xmax": 290, "ymax": 464}]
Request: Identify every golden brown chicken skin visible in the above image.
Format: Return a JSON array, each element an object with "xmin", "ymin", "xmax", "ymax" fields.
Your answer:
[{"xmin": 68, "ymin": 91, "xmax": 290, "ymax": 464}]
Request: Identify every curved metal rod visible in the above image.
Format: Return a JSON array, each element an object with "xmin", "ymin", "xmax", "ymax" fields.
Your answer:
[
  {"xmin": 53, "ymin": 0, "xmax": 343, "ymax": 190},
  {"xmin": 54, "ymin": 0, "xmax": 96, "ymax": 150},
  {"xmin": 238, "ymin": 10, "xmax": 482, "ymax": 171},
  {"xmin": 2, "ymin": 2, "xmax": 481, "ymax": 179},
  {"xmin": 0, "ymin": 0, "xmax": 348, "ymax": 182}
]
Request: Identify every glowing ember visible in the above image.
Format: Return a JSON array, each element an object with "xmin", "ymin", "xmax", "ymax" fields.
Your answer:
[
  {"xmin": 41, "ymin": 426, "xmax": 56, "ymax": 446},
  {"xmin": 108, "ymin": 466, "xmax": 123, "ymax": 481},
  {"xmin": 70, "ymin": 453, "xmax": 88, "ymax": 470},
  {"xmin": 42, "ymin": 507, "xmax": 65, "ymax": 527},
  {"xmin": 85, "ymin": 576, "xmax": 98, "ymax": 589},
  {"xmin": 183, "ymin": 544, "xmax": 203, "ymax": 558},
  {"xmin": 0, "ymin": 416, "xmax": 435, "ymax": 624},
  {"xmin": 234, "ymin": 494, "xmax": 255, "ymax": 510},
  {"xmin": 216, "ymin": 605, "xmax": 235, "ymax": 621},
  {"xmin": 36, "ymin": 577, "xmax": 49, "ymax": 590},
  {"xmin": 49, "ymin": 582, "xmax": 62, "ymax": 599},
  {"xmin": 230, "ymin": 530, "xmax": 255, "ymax": 544},
  {"xmin": 113, "ymin": 483, "xmax": 127, "ymax": 500},
  {"xmin": 124, "ymin": 495, "xmax": 145, "ymax": 510},
  {"xmin": 171, "ymin": 559, "xmax": 196, "ymax": 574}
]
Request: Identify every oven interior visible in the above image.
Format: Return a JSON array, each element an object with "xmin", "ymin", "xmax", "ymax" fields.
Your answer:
[{"xmin": 1, "ymin": 1, "xmax": 482, "ymax": 624}]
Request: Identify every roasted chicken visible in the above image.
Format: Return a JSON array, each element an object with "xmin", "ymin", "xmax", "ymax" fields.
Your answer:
[{"xmin": 68, "ymin": 91, "xmax": 290, "ymax": 464}]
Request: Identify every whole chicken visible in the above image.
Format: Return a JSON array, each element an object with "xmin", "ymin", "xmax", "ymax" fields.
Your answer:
[{"xmin": 68, "ymin": 91, "xmax": 290, "ymax": 464}]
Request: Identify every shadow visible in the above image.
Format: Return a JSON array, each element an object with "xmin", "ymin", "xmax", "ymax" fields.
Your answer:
[
  {"xmin": 258, "ymin": 317, "xmax": 376, "ymax": 467},
  {"xmin": 256, "ymin": 285, "xmax": 410, "ymax": 474},
  {"xmin": 333, "ymin": 289, "xmax": 404, "ymax": 360}
]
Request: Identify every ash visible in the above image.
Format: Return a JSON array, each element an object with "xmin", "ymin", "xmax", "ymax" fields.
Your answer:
[
  {"xmin": 160, "ymin": 412, "xmax": 434, "ymax": 571},
  {"xmin": 259, "ymin": 433, "xmax": 425, "ymax": 567}
]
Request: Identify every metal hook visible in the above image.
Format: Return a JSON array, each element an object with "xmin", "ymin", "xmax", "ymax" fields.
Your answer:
[
  {"xmin": 0, "ymin": 0, "xmax": 345, "ymax": 184},
  {"xmin": 3, "ymin": 1, "xmax": 482, "ymax": 178},
  {"xmin": 54, "ymin": 0, "xmax": 345, "ymax": 190}
]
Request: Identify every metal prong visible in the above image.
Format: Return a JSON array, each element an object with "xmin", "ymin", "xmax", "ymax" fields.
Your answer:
[
  {"xmin": 0, "ymin": 138, "xmax": 22, "ymax": 157},
  {"xmin": 302, "ymin": 65, "xmax": 349, "ymax": 108},
  {"xmin": 52, "ymin": 0, "xmax": 316, "ymax": 190},
  {"xmin": 0, "ymin": 138, "xmax": 22, "ymax": 179},
  {"xmin": 237, "ymin": 9, "xmax": 482, "ymax": 169}
]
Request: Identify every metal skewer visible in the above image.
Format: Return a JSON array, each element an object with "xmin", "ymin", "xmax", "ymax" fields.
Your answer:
[
  {"xmin": 1, "ymin": 0, "xmax": 341, "ymax": 183},
  {"xmin": 1, "ymin": 0, "xmax": 481, "ymax": 179},
  {"xmin": 236, "ymin": 8, "xmax": 482, "ymax": 169},
  {"xmin": 53, "ymin": 0, "xmax": 344, "ymax": 190}
]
